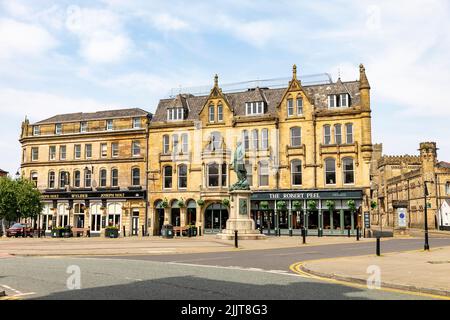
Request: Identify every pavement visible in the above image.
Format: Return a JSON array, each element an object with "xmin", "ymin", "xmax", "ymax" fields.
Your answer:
[
  {"xmin": 0, "ymin": 234, "xmax": 379, "ymax": 256},
  {"xmin": 298, "ymin": 246, "xmax": 450, "ymax": 297}
]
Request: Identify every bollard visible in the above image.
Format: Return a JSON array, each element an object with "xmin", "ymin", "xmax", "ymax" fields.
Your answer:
[
  {"xmin": 289, "ymin": 229, "xmax": 293, "ymax": 237},
  {"xmin": 259, "ymin": 227, "xmax": 263, "ymax": 234},
  {"xmin": 123, "ymin": 225, "xmax": 126, "ymax": 237},
  {"xmin": 234, "ymin": 230, "xmax": 238, "ymax": 248},
  {"xmin": 347, "ymin": 228, "xmax": 351, "ymax": 237},
  {"xmin": 142, "ymin": 225, "xmax": 145, "ymax": 237},
  {"xmin": 356, "ymin": 227, "xmax": 360, "ymax": 241},
  {"xmin": 302, "ymin": 228, "xmax": 306, "ymax": 244},
  {"xmin": 376, "ymin": 237, "xmax": 381, "ymax": 256}
]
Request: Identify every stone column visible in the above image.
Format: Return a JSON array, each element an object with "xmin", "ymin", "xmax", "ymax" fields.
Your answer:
[
  {"xmin": 340, "ymin": 209, "xmax": 344, "ymax": 235},
  {"xmin": 288, "ymin": 201, "xmax": 293, "ymax": 237},
  {"xmin": 180, "ymin": 207, "xmax": 187, "ymax": 227},
  {"xmin": 164, "ymin": 207, "xmax": 171, "ymax": 225}
]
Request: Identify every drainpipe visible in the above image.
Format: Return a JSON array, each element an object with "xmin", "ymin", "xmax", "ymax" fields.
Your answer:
[
  {"xmin": 144, "ymin": 115, "xmax": 150, "ymax": 236},
  {"xmin": 313, "ymin": 113, "xmax": 317, "ymax": 189}
]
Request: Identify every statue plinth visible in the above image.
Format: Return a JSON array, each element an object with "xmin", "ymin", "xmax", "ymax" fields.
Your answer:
[{"xmin": 216, "ymin": 190, "xmax": 266, "ymax": 240}]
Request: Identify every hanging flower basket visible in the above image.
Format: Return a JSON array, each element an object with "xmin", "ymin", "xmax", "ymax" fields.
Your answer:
[
  {"xmin": 307, "ymin": 200, "xmax": 317, "ymax": 211},
  {"xmin": 197, "ymin": 199, "xmax": 205, "ymax": 207},
  {"xmin": 292, "ymin": 200, "xmax": 302, "ymax": 211},
  {"xmin": 276, "ymin": 201, "xmax": 287, "ymax": 210},
  {"xmin": 178, "ymin": 198, "xmax": 186, "ymax": 208},
  {"xmin": 222, "ymin": 198, "xmax": 230, "ymax": 207},
  {"xmin": 325, "ymin": 200, "xmax": 335, "ymax": 212},
  {"xmin": 259, "ymin": 201, "xmax": 269, "ymax": 210},
  {"xmin": 370, "ymin": 201, "xmax": 377, "ymax": 209},
  {"xmin": 347, "ymin": 199, "xmax": 356, "ymax": 213},
  {"xmin": 161, "ymin": 198, "xmax": 169, "ymax": 209}
]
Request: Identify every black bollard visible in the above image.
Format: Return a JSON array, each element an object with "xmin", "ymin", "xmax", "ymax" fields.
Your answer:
[
  {"xmin": 234, "ymin": 230, "xmax": 238, "ymax": 248},
  {"xmin": 302, "ymin": 228, "xmax": 306, "ymax": 244},
  {"xmin": 376, "ymin": 237, "xmax": 381, "ymax": 256},
  {"xmin": 347, "ymin": 228, "xmax": 351, "ymax": 237},
  {"xmin": 123, "ymin": 225, "xmax": 126, "ymax": 237},
  {"xmin": 356, "ymin": 227, "xmax": 360, "ymax": 241}
]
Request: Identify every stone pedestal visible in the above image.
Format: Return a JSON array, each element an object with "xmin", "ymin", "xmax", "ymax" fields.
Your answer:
[
  {"xmin": 393, "ymin": 206, "xmax": 410, "ymax": 237},
  {"xmin": 216, "ymin": 190, "xmax": 265, "ymax": 240}
]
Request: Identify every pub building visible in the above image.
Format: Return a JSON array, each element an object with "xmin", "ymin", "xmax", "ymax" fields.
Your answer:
[
  {"xmin": 148, "ymin": 64, "xmax": 373, "ymax": 236},
  {"xmin": 20, "ymin": 108, "xmax": 151, "ymax": 236}
]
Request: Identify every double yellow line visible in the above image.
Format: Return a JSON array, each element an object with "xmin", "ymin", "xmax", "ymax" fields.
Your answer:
[{"xmin": 289, "ymin": 260, "xmax": 450, "ymax": 300}]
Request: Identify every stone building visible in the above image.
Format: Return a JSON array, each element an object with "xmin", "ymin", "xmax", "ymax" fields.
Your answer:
[
  {"xmin": 20, "ymin": 108, "xmax": 152, "ymax": 236},
  {"xmin": 0, "ymin": 169, "xmax": 8, "ymax": 177},
  {"xmin": 370, "ymin": 142, "xmax": 450, "ymax": 230},
  {"xmin": 148, "ymin": 64, "xmax": 373, "ymax": 236}
]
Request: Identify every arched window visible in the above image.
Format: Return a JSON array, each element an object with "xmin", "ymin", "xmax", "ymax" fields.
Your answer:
[
  {"xmin": 346, "ymin": 123, "xmax": 353, "ymax": 144},
  {"xmin": 73, "ymin": 170, "xmax": 81, "ymax": 188},
  {"xmin": 245, "ymin": 161, "xmax": 253, "ymax": 187},
  {"xmin": 163, "ymin": 166, "xmax": 172, "ymax": 189},
  {"xmin": 258, "ymin": 161, "xmax": 269, "ymax": 187},
  {"xmin": 111, "ymin": 169, "xmax": 119, "ymax": 187},
  {"xmin": 291, "ymin": 160, "xmax": 302, "ymax": 186},
  {"xmin": 84, "ymin": 169, "xmax": 91, "ymax": 187},
  {"xmin": 221, "ymin": 163, "xmax": 227, "ymax": 187},
  {"xmin": 208, "ymin": 163, "xmax": 219, "ymax": 187},
  {"xmin": 342, "ymin": 158, "xmax": 355, "ymax": 184},
  {"xmin": 132, "ymin": 168, "xmax": 140, "ymax": 186},
  {"xmin": 178, "ymin": 164, "xmax": 187, "ymax": 189},
  {"xmin": 323, "ymin": 125, "xmax": 331, "ymax": 145},
  {"xmin": 242, "ymin": 130, "xmax": 249, "ymax": 151},
  {"xmin": 100, "ymin": 169, "xmax": 107, "ymax": 187},
  {"xmin": 290, "ymin": 127, "xmax": 301, "ymax": 147},
  {"xmin": 261, "ymin": 128, "xmax": 269, "ymax": 150},
  {"xmin": 334, "ymin": 124, "xmax": 342, "ymax": 145},
  {"xmin": 59, "ymin": 171, "xmax": 69, "ymax": 188},
  {"xmin": 325, "ymin": 158, "xmax": 336, "ymax": 185},
  {"xmin": 48, "ymin": 171, "xmax": 55, "ymax": 189},
  {"xmin": 251, "ymin": 129, "xmax": 259, "ymax": 150},
  {"xmin": 210, "ymin": 132, "xmax": 222, "ymax": 151},
  {"xmin": 30, "ymin": 172, "xmax": 38, "ymax": 187},
  {"xmin": 172, "ymin": 134, "xmax": 179, "ymax": 154},
  {"xmin": 181, "ymin": 133, "xmax": 188, "ymax": 153},
  {"xmin": 163, "ymin": 135, "xmax": 170, "ymax": 154},
  {"xmin": 209, "ymin": 104, "xmax": 215, "ymax": 122}
]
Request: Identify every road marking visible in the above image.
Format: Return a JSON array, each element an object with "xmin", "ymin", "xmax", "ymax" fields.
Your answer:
[
  {"xmin": 171, "ymin": 256, "xmax": 233, "ymax": 263},
  {"xmin": 0, "ymin": 284, "xmax": 36, "ymax": 299},
  {"xmin": 289, "ymin": 261, "xmax": 450, "ymax": 300}
]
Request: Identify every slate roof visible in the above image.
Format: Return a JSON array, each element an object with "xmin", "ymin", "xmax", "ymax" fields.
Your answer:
[
  {"xmin": 152, "ymin": 80, "xmax": 360, "ymax": 122},
  {"xmin": 0, "ymin": 169, "xmax": 8, "ymax": 174},
  {"xmin": 34, "ymin": 108, "xmax": 151, "ymax": 125},
  {"xmin": 438, "ymin": 161, "xmax": 450, "ymax": 169}
]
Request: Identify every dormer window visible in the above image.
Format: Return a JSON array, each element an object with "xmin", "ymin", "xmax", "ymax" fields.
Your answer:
[
  {"xmin": 80, "ymin": 122, "xmax": 87, "ymax": 133},
  {"xmin": 167, "ymin": 108, "xmax": 185, "ymax": 121},
  {"xmin": 33, "ymin": 126, "xmax": 40, "ymax": 136},
  {"xmin": 55, "ymin": 123, "xmax": 62, "ymax": 135},
  {"xmin": 327, "ymin": 94, "xmax": 350, "ymax": 108},
  {"xmin": 106, "ymin": 120, "xmax": 114, "ymax": 131},
  {"xmin": 217, "ymin": 104, "xmax": 223, "ymax": 122},
  {"xmin": 245, "ymin": 101, "xmax": 264, "ymax": 115},
  {"xmin": 208, "ymin": 105, "xmax": 215, "ymax": 122}
]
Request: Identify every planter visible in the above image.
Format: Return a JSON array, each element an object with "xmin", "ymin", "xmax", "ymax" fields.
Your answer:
[
  {"xmin": 105, "ymin": 228, "xmax": 119, "ymax": 238},
  {"xmin": 51, "ymin": 228, "xmax": 71, "ymax": 238}
]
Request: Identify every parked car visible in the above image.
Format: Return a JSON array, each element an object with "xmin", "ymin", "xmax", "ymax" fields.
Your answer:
[{"xmin": 6, "ymin": 223, "xmax": 34, "ymax": 237}]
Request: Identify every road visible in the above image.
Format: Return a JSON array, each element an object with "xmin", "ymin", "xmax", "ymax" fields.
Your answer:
[{"xmin": 1, "ymin": 237, "xmax": 449, "ymax": 300}]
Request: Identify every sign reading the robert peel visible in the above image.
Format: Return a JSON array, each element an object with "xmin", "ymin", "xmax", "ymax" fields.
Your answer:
[{"xmin": 251, "ymin": 190, "xmax": 363, "ymax": 201}]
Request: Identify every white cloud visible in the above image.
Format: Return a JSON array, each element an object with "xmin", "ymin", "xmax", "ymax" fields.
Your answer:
[
  {"xmin": 0, "ymin": 18, "xmax": 58, "ymax": 59},
  {"xmin": 65, "ymin": 6, "xmax": 132, "ymax": 64},
  {"xmin": 152, "ymin": 13, "xmax": 190, "ymax": 31}
]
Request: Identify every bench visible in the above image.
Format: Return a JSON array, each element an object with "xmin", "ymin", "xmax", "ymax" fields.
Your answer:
[
  {"xmin": 173, "ymin": 226, "xmax": 188, "ymax": 237},
  {"xmin": 72, "ymin": 228, "xmax": 90, "ymax": 237}
]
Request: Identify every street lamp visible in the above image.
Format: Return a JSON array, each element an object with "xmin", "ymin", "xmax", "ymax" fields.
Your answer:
[{"xmin": 423, "ymin": 180, "xmax": 433, "ymax": 251}]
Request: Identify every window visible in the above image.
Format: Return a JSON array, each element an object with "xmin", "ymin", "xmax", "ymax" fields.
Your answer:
[
  {"xmin": 261, "ymin": 128, "xmax": 269, "ymax": 150},
  {"xmin": 85, "ymin": 144, "xmax": 92, "ymax": 159},
  {"xmin": 31, "ymin": 147, "xmax": 39, "ymax": 161},
  {"xmin": 221, "ymin": 163, "xmax": 227, "ymax": 187},
  {"xmin": 100, "ymin": 169, "xmax": 107, "ymax": 187},
  {"xmin": 49, "ymin": 146, "xmax": 56, "ymax": 161},
  {"xmin": 100, "ymin": 143, "xmax": 107, "ymax": 158},
  {"xmin": 106, "ymin": 120, "xmax": 113, "ymax": 131},
  {"xmin": 296, "ymin": 97, "xmax": 303, "ymax": 115},
  {"xmin": 163, "ymin": 135, "xmax": 170, "ymax": 154},
  {"xmin": 133, "ymin": 117, "xmax": 141, "ymax": 128},
  {"xmin": 290, "ymin": 127, "xmax": 301, "ymax": 147},
  {"xmin": 111, "ymin": 169, "xmax": 119, "ymax": 187},
  {"xmin": 245, "ymin": 161, "xmax": 253, "ymax": 187},
  {"xmin": 172, "ymin": 135, "xmax": 179, "ymax": 154},
  {"xmin": 132, "ymin": 141, "xmax": 141, "ymax": 157},
  {"xmin": 323, "ymin": 125, "xmax": 331, "ymax": 145},
  {"xmin": 163, "ymin": 166, "xmax": 172, "ymax": 189},
  {"xmin": 178, "ymin": 164, "xmax": 187, "ymax": 189},
  {"xmin": 343, "ymin": 158, "xmax": 354, "ymax": 184},
  {"xmin": 210, "ymin": 132, "xmax": 222, "ymax": 151},
  {"xmin": 340, "ymin": 94, "xmax": 349, "ymax": 107},
  {"xmin": 80, "ymin": 122, "xmax": 87, "ymax": 133},
  {"xmin": 209, "ymin": 105, "xmax": 215, "ymax": 122},
  {"xmin": 33, "ymin": 126, "xmax": 40, "ymax": 136},
  {"xmin": 291, "ymin": 160, "xmax": 302, "ymax": 186},
  {"xmin": 59, "ymin": 171, "xmax": 69, "ymax": 188},
  {"xmin": 208, "ymin": 163, "xmax": 219, "ymax": 187},
  {"xmin": 74, "ymin": 171, "xmax": 81, "ymax": 188},
  {"xmin": 181, "ymin": 133, "xmax": 188, "ymax": 153},
  {"xmin": 217, "ymin": 104, "xmax": 223, "ymax": 121},
  {"xmin": 334, "ymin": 124, "xmax": 342, "ymax": 145},
  {"xmin": 251, "ymin": 129, "xmax": 259, "ymax": 150},
  {"xmin": 60, "ymin": 145, "xmax": 66, "ymax": 160},
  {"xmin": 31, "ymin": 172, "xmax": 38, "ymax": 187},
  {"xmin": 242, "ymin": 130, "xmax": 249, "ymax": 151},
  {"xmin": 111, "ymin": 143, "xmax": 119, "ymax": 157},
  {"xmin": 74, "ymin": 145, "xmax": 81, "ymax": 159},
  {"xmin": 258, "ymin": 161, "xmax": 269, "ymax": 187},
  {"xmin": 84, "ymin": 169, "xmax": 92, "ymax": 188},
  {"xmin": 287, "ymin": 98, "xmax": 294, "ymax": 116},
  {"xmin": 327, "ymin": 95, "xmax": 336, "ymax": 108},
  {"xmin": 167, "ymin": 108, "xmax": 185, "ymax": 121},
  {"xmin": 132, "ymin": 168, "xmax": 140, "ymax": 186},
  {"xmin": 325, "ymin": 158, "xmax": 336, "ymax": 185},
  {"xmin": 245, "ymin": 102, "xmax": 264, "ymax": 115},
  {"xmin": 55, "ymin": 123, "xmax": 62, "ymax": 135},
  {"xmin": 346, "ymin": 123, "xmax": 353, "ymax": 144},
  {"xmin": 446, "ymin": 182, "xmax": 450, "ymax": 195},
  {"xmin": 48, "ymin": 171, "xmax": 55, "ymax": 189}
]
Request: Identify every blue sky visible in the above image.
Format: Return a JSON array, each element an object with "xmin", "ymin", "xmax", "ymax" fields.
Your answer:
[{"xmin": 1, "ymin": 0, "xmax": 450, "ymax": 175}]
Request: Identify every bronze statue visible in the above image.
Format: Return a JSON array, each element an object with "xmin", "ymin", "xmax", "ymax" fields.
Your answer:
[{"xmin": 230, "ymin": 140, "xmax": 250, "ymax": 191}]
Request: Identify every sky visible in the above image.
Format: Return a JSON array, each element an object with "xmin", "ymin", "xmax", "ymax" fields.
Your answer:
[{"xmin": 1, "ymin": 0, "xmax": 449, "ymax": 175}]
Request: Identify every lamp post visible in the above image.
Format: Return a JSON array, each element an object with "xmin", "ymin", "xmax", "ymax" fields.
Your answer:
[{"xmin": 423, "ymin": 181, "xmax": 432, "ymax": 251}]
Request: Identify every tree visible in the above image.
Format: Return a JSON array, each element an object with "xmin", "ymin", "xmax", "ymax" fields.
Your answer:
[{"xmin": 0, "ymin": 176, "xmax": 19, "ymax": 235}]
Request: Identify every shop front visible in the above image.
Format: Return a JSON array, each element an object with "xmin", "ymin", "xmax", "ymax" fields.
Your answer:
[
  {"xmin": 38, "ymin": 190, "xmax": 146, "ymax": 237},
  {"xmin": 250, "ymin": 189, "xmax": 363, "ymax": 236}
]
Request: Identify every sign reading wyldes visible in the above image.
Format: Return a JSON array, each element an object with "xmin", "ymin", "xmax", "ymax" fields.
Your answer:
[{"xmin": 251, "ymin": 190, "xmax": 363, "ymax": 201}]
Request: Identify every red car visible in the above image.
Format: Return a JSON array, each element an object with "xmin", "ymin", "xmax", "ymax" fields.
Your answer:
[{"xmin": 6, "ymin": 223, "xmax": 34, "ymax": 237}]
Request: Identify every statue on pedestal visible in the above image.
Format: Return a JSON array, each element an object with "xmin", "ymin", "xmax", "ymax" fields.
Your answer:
[{"xmin": 230, "ymin": 140, "xmax": 250, "ymax": 191}]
